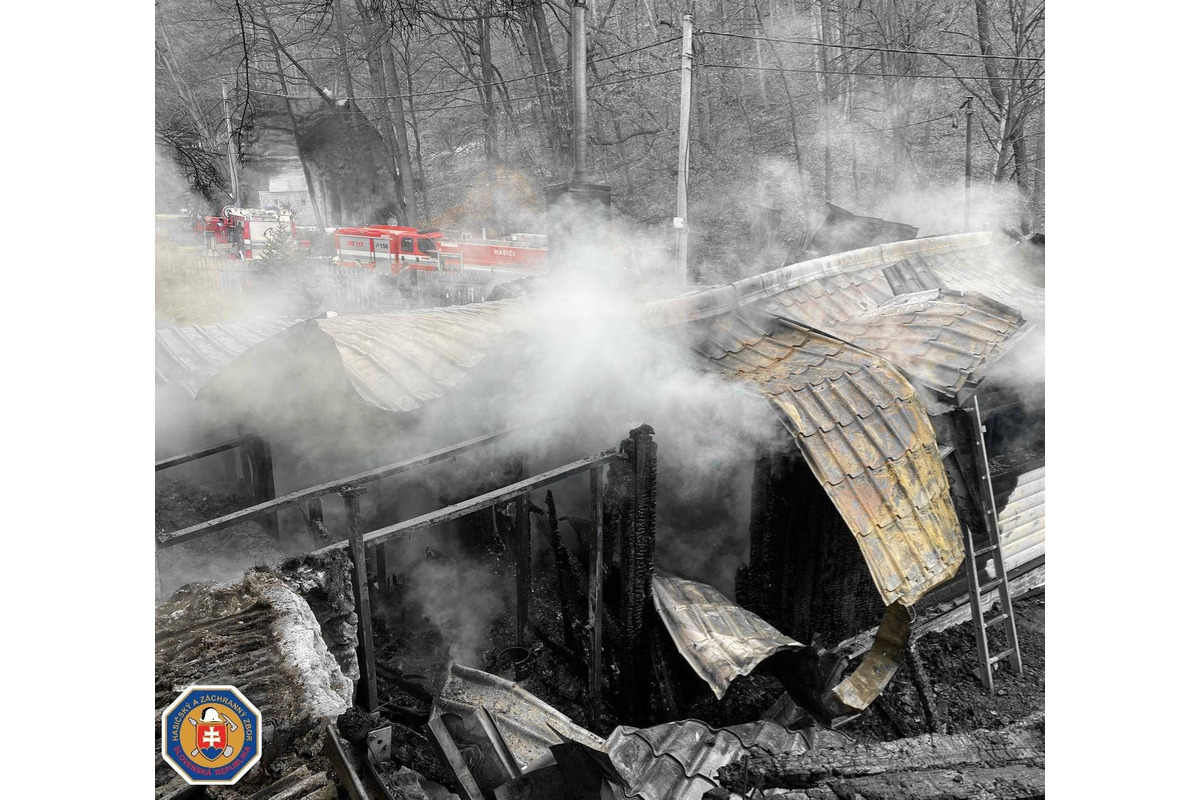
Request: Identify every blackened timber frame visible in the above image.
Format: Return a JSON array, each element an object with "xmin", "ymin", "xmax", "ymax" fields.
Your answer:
[
  {"xmin": 311, "ymin": 448, "xmax": 627, "ymax": 710},
  {"xmin": 156, "ymin": 424, "xmax": 535, "ymax": 550}
]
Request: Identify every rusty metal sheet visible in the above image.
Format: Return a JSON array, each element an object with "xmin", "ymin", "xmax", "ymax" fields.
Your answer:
[
  {"xmin": 314, "ymin": 300, "xmax": 526, "ymax": 413},
  {"xmin": 432, "ymin": 663, "xmax": 606, "ymax": 769},
  {"xmin": 651, "ymin": 574, "xmax": 802, "ymax": 700},
  {"xmin": 817, "ymin": 290, "xmax": 1033, "ymax": 403},
  {"xmin": 605, "ymin": 718, "xmax": 841, "ymax": 800},
  {"xmin": 155, "ymin": 318, "xmax": 299, "ymax": 397},
  {"xmin": 698, "ymin": 317, "xmax": 964, "ymax": 608}
]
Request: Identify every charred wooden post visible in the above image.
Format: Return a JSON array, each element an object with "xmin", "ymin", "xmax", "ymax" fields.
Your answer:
[
  {"xmin": 247, "ymin": 435, "xmax": 278, "ymax": 539},
  {"xmin": 618, "ymin": 424, "xmax": 657, "ymax": 723},
  {"xmin": 300, "ymin": 497, "xmax": 331, "ymax": 545},
  {"xmin": 588, "ymin": 465, "xmax": 605, "ymax": 727},
  {"xmin": 737, "ymin": 454, "xmax": 783, "ymax": 623},
  {"xmin": 540, "ymin": 490, "xmax": 581, "ymax": 655},
  {"xmin": 905, "ymin": 638, "xmax": 942, "ymax": 734},
  {"xmin": 515, "ymin": 492, "xmax": 532, "ymax": 667},
  {"xmin": 341, "ymin": 486, "xmax": 378, "ymax": 710}
]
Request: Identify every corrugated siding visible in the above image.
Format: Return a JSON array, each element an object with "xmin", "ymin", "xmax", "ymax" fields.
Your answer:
[
  {"xmin": 651, "ymin": 574, "xmax": 801, "ymax": 699},
  {"xmin": 697, "ymin": 316, "xmax": 964, "ymax": 607},
  {"xmin": 155, "ymin": 318, "xmax": 298, "ymax": 397},
  {"xmin": 605, "ymin": 719, "xmax": 830, "ymax": 800},
  {"xmin": 997, "ymin": 466, "xmax": 1046, "ymax": 570},
  {"xmin": 314, "ymin": 300, "xmax": 525, "ymax": 412}
]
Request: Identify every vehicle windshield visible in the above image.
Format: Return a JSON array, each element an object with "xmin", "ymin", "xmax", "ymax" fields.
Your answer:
[{"xmin": 417, "ymin": 237, "xmax": 438, "ymax": 256}]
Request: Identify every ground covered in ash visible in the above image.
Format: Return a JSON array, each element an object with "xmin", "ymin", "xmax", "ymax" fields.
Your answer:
[
  {"xmin": 842, "ymin": 593, "xmax": 1046, "ymax": 742},
  {"xmin": 156, "ymin": 476, "xmax": 295, "ymax": 596}
]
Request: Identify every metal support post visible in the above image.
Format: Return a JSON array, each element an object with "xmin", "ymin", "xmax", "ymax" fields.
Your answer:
[
  {"xmin": 342, "ymin": 486, "xmax": 378, "ymax": 710},
  {"xmin": 570, "ymin": 0, "xmax": 588, "ymax": 181}
]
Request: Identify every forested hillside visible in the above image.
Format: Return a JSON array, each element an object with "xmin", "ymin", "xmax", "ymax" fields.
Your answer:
[{"xmin": 156, "ymin": 0, "xmax": 1043, "ymax": 280}]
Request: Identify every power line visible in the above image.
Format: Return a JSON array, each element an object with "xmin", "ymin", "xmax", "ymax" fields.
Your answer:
[
  {"xmin": 701, "ymin": 30, "xmax": 1044, "ymax": 62},
  {"xmin": 249, "ymin": 67, "xmax": 681, "ymax": 113},
  {"xmin": 245, "ymin": 37, "xmax": 681, "ymax": 104},
  {"xmin": 702, "ymin": 63, "xmax": 1045, "ymax": 82}
]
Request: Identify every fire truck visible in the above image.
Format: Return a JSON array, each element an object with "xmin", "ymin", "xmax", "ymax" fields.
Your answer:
[
  {"xmin": 196, "ymin": 207, "xmax": 310, "ymax": 259},
  {"xmin": 333, "ymin": 225, "xmax": 548, "ymax": 281}
]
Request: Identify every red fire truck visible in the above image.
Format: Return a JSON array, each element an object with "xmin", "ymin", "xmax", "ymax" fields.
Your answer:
[
  {"xmin": 196, "ymin": 207, "xmax": 310, "ymax": 259},
  {"xmin": 333, "ymin": 225, "xmax": 548, "ymax": 280}
]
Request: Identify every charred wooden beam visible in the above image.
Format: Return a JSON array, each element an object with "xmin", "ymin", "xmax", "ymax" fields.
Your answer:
[
  {"xmin": 717, "ymin": 716, "xmax": 1044, "ymax": 798},
  {"xmin": 515, "ymin": 492, "xmax": 531, "ymax": 662},
  {"xmin": 588, "ymin": 464, "xmax": 605, "ymax": 729},
  {"xmin": 322, "ymin": 723, "xmax": 371, "ymax": 800}
]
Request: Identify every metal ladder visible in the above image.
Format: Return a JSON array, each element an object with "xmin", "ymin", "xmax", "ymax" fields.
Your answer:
[{"xmin": 960, "ymin": 396, "xmax": 1022, "ymax": 693}]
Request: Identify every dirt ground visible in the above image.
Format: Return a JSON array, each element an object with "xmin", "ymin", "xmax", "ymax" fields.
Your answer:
[{"xmin": 842, "ymin": 592, "xmax": 1046, "ymax": 742}]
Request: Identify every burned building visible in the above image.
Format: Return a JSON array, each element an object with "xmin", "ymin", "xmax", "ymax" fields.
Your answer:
[{"xmin": 156, "ymin": 230, "xmax": 1045, "ymax": 798}]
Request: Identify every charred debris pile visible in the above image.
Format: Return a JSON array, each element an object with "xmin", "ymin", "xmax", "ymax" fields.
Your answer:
[{"xmin": 155, "ymin": 223, "xmax": 1046, "ymax": 799}]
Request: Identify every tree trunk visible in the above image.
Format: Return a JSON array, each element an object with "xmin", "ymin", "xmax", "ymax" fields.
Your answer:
[
  {"xmin": 352, "ymin": 0, "xmax": 405, "ymax": 221},
  {"xmin": 400, "ymin": 37, "xmax": 429, "ymax": 221},
  {"xmin": 262, "ymin": 6, "xmax": 326, "ymax": 232},
  {"xmin": 532, "ymin": 1, "xmax": 571, "ymax": 173},
  {"xmin": 382, "ymin": 39, "xmax": 419, "ymax": 225},
  {"xmin": 477, "ymin": 13, "xmax": 499, "ymax": 233}
]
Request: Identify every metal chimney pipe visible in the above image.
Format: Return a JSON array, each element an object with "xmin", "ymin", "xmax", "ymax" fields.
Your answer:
[{"xmin": 571, "ymin": 0, "xmax": 588, "ymax": 181}]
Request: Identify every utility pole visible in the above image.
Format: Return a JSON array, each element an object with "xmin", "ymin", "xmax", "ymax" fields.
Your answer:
[
  {"xmin": 674, "ymin": 8, "xmax": 694, "ymax": 283},
  {"xmin": 571, "ymin": 0, "xmax": 588, "ymax": 181},
  {"xmin": 222, "ymin": 83, "xmax": 240, "ymax": 206},
  {"xmin": 963, "ymin": 96, "xmax": 973, "ymax": 230}
]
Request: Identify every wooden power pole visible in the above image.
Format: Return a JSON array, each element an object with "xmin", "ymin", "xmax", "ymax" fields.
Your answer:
[
  {"xmin": 674, "ymin": 9, "xmax": 694, "ymax": 284},
  {"xmin": 963, "ymin": 96, "xmax": 973, "ymax": 230}
]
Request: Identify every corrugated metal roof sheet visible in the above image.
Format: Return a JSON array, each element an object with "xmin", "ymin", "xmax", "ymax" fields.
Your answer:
[
  {"xmin": 696, "ymin": 316, "xmax": 964, "ymax": 607},
  {"xmin": 817, "ymin": 289, "xmax": 1032, "ymax": 403},
  {"xmin": 651, "ymin": 574, "xmax": 801, "ymax": 700},
  {"xmin": 155, "ymin": 318, "xmax": 298, "ymax": 397},
  {"xmin": 638, "ymin": 233, "xmax": 994, "ymax": 328},
  {"xmin": 432, "ymin": 663, "xmax": 606, "ymax": 768},
  {"xmin": 605, "ymin": 719, "xmax": 838, "ymax": 800},
  {"xmin": 926, "ymin": 244, "xmax": 1045, "ymax": 320},
  {"xmin": 313, "ymin": 300, "xmax": 527, "ymax": 412}
]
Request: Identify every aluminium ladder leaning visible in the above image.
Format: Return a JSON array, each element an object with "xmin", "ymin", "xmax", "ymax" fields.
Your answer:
[{"xmin": 958, "ymin": 396, "xmax": 1023, "ymax": 693}]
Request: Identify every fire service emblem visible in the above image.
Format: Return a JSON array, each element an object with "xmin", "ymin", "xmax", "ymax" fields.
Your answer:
[{"xmin": 161, "ymin": 685, "xmax": 261, "ymax": 785}]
